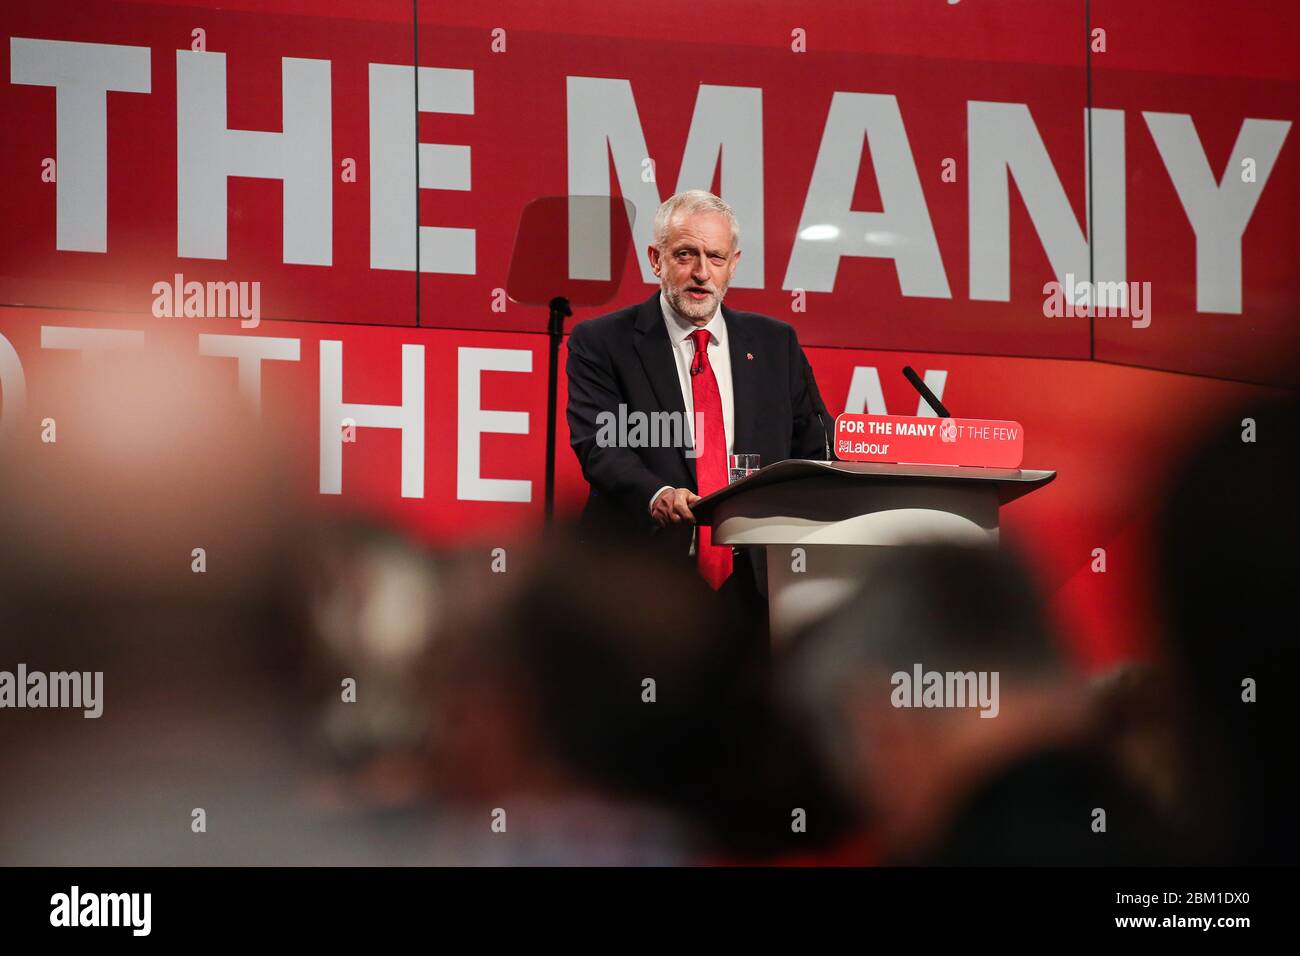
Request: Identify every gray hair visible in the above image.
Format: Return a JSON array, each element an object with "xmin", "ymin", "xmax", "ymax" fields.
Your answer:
[{"xmin": 652, "ymin": 190, "xmax": 740, "ymax": 252}]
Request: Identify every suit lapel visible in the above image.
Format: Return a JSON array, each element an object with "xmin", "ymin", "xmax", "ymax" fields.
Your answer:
[
  {"xmin": 632, "ymin": 292, "xmax": 694, "ymax": 485},
  {"xmin": 724, "ymin": 305, "xmax": 756, "ymax": 455},
  {"xmin": 632, "ymin": 292, "xmax": 686, "ymax": 418}
]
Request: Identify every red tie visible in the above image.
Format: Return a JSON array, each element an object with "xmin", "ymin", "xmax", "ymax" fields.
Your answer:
[{"xmin": 689, "ymin": 328, "xmax": 733, "ymax": 589}]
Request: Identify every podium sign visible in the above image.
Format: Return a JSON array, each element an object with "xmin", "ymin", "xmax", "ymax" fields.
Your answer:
[{"xmin": 834, "ymin": 414, "xmax": 1025, "ymax": 468}]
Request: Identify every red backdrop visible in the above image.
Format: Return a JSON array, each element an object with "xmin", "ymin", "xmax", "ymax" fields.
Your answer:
[{"xmin": 2, "ymin": 0, "xmax": 1296, "ymax": 667}]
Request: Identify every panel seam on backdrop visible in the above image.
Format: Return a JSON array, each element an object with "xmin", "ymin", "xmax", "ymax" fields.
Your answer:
[
  {"xmin": 1085, "ymin": 0, "xmax": 1095, "ymax": 361},
  {"xmin": 0, "ymin": 300, "xmax": 1282, "ymax": 389},
  {"xmin": 413, "ymin": 0, "xmax": 421, "ymax": 327}
]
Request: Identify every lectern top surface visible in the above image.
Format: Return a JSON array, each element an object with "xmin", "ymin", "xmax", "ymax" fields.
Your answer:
[{"xmin": 692, "ymin": 458, "xmax": 1056, "ymax": 519}]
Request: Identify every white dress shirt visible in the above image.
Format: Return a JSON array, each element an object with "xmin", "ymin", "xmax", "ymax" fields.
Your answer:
[{"xmin": 648, "ymin": 292, "xmax": 735, "ymax": 512}]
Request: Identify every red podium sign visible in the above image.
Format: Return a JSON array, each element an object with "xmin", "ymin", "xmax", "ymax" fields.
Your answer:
[{"xmin": 833, "ymin": 414, "xmax": 1025, "ymax": 468}]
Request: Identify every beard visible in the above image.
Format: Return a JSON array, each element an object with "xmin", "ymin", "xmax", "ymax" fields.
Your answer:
[{"xmin": 664, "ymin": 280, "xmax": 722, "ymax": 322}]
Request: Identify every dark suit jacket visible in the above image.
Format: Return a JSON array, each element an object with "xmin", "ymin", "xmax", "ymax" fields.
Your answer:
[{"xmin": 565, "ymin": 291, "xmax": 830, "ymax": 552}]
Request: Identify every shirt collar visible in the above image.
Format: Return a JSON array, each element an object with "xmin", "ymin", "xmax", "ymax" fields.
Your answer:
[{"xmin": 659, "ymin": 291, "xmax": 725, "ymax": 346}]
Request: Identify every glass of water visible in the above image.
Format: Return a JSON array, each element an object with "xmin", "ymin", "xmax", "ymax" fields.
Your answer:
[{"xmin": 728, "ymin": 454, "xmax": 761, "ymax": 484}]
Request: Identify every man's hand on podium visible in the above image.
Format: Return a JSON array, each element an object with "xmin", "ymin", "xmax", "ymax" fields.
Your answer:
[{"xmin": 651, "ymin": 487, "xmax": 701, "ymax": 527}]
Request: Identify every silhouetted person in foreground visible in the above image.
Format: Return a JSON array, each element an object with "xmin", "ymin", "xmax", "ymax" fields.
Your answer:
[
  {"xmin": 1152, "ymin": 396, "xmax": 1299, "ymax": 865},
  {"xmin": 422, "ymin": 527, "xmax": 851, "ymax": 864},
  {"xmin": 0, "ymin": 347, "xmax": 405, "ymax": 864},
  {"xmin": 782, "ymin": 543, "xmax": 1174, "ymax": 865}
]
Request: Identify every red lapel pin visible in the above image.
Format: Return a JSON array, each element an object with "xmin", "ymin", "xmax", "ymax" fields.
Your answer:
[{"xmin": 746, "ymin": 352, "xmax": 754, "ymax": 360}]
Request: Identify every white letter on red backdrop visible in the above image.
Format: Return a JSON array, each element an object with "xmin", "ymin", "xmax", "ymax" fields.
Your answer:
[
  {"xmin": 177, "ymin": 52, "xmax": 332, "ymax": 265},
  {"xmin": 1144, "ymin": 112, "xmax": 1291, "ymax": 315},
  {"xmin": 457, "ymin": 347, "xmax": 531, "ymax": 503},
  {"xmin": 369, "ymin": 64, "xmax": 474, "ymax": 274},
  {"xmin": 842, "ymin": 366, "xmax": 947, "ymax": 417},
  {"xmin": 198, "ymin": 334, "xmax": 301, "ymax": 413},
  {"xmin": 41, "ymin": 326, "xmax": 145, "ymax": 364},
  {"xmin": 566, "ymin": 78, "xmax": 764, "ymax": 287},
  {"xmin": 968, "ymin": 103, "xmax": 1125, "ymax": 303},
  {"xmin": 10, "ymin": 38, "xmax": 151, "ymax": 253},
  {"xmin": 0, "ymin": 333, "xmax": 28, "ymax": 441},
  {"xmin": 785, "ymin": 92, "xmax": 949, "ymax": 297},
  {"xmin": 319, "ymin": 340, "xmax": 425, "ymax": 498}
]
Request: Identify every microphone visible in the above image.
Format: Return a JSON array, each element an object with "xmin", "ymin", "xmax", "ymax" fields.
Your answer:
[
  {"xmin": 802, "ymin": 357, "xmax": 832, "ymax": 461},
  {"xmin": 902, "ymin": 365, "xmax": 951, "ymax": 418}
]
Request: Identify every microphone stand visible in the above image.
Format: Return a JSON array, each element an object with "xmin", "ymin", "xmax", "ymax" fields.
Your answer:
[
  {"xmin": 544, "ymin": 296, "xmax": 572, "ymax": 524},
  {"xmin": 803, "ymin": 357, "xmax": 832, "ymax": 461}
]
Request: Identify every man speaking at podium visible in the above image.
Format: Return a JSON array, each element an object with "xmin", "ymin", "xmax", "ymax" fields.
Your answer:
[{"xmin": 566, "ymin": 190, "xmax": 830, "ymax": 606}]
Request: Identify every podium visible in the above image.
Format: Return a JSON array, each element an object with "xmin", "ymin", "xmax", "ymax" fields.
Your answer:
[{"xmin": 692, "ymin": 460, "xmax": 1055, "ymax": 640}]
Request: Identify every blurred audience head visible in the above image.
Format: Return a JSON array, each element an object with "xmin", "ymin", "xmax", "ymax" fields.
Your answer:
[
  {"xmin": 782, "ymin": 543, "xmax": 1118, "ymax": 863},
  {"xmin": 422, "ymin": 525, "xmax": 849, "ymax": 863},
  {"xmin": 14, "ymin": 338, "xmax": 1284, "ymax": 868},
  {"xmin": 297, "ymin": 521, "xmax": 444, "ymax": 785},
  {"xmin": 1153, "ymin": 394, "xmax": 1299, "ymax": 863},
  {"xmin": 0, "ymin": 343, "xmax": 331, "ymax": 863},
  {"xmin": 0, "ymin": 340, "xmax": 293, "ymax": 609}
]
